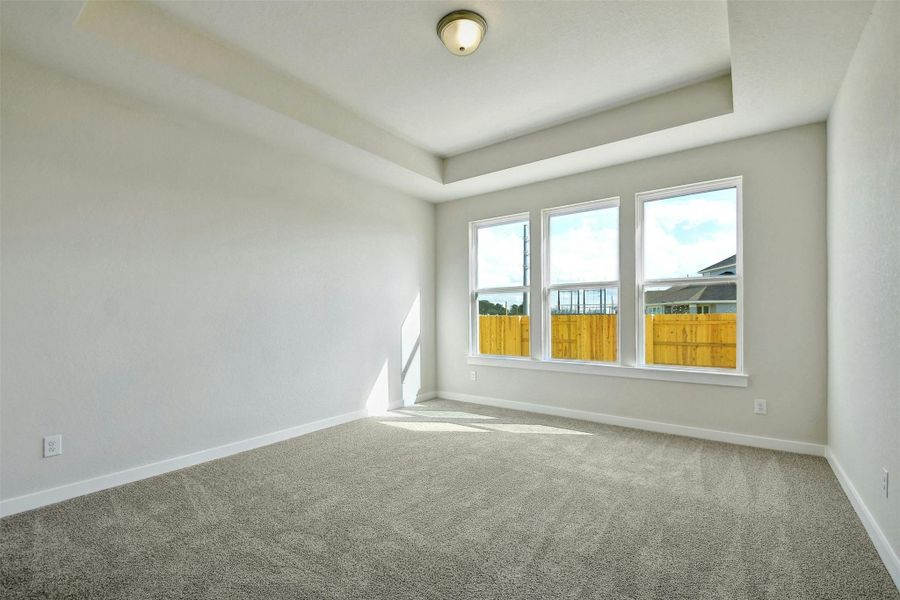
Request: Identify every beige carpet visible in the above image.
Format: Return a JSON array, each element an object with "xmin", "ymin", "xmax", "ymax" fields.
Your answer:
[{"xmin": 2, "ymin": 399, "xmax": 897, "ymax": 599}]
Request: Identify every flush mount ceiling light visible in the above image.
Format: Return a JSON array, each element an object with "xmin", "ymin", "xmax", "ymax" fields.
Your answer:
[{"xmin": 437, "ymin": 10, "xmax": 487, "ymax": 56}]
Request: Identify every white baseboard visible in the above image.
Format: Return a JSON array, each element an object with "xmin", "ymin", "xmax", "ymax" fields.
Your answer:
[
  {"xmin": 826, "ymin": 448, "xmax": 900, "ymax": 590},
  {"xmin": 415, "ymin": 391, "xmax": 437, "ymax": 403},
  {"xmin": 436, "ymin": 390, "xmax": 826, "ymax": 456},
  {"xmin": 0, "ymin": 408, "xmax": 367, "ymax": 518}
]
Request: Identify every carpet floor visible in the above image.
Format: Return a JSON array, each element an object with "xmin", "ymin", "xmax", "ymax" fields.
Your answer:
[{"xmin": 2, "ymin": 399, "xmax": 897, "ymax": 600}]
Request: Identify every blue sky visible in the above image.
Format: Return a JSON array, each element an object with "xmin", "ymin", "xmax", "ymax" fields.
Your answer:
[
  {"xmin": 643, "ymin": 188, "xmax": 736, "ymax": 279},
  {"xmin": 477, "ymin": 187, "xmax": 736, "ymax": 290},
  {"xmin": 477, "ymin": 221, "xmax": 530, "ymax": 288},
  {"xmin": 549, "ymin": 206, "xmax": 618, "ymax": 284}
]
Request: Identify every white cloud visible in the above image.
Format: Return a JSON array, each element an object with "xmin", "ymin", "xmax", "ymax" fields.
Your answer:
[
  {"xmin": 644, "ymin": 195, "xmax": 736, "ymax": 279},
  {"xmin": 477, "ymin": 222, "xmax": 528, "ymax": 287},
  {"xmin": 475, "ymin": 191, "xmax": 735, "ymax": 290},
  {"xmin": 550, "ymin": 220, "xmax": 618, "ymax": 284}
]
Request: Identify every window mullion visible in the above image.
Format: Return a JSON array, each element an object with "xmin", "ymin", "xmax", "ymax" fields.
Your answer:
[
  {"xmin": 475, "ymin": 286, "xmax": 529, "ymax": 295},
  {"xmin": 642, "ymin": 276, "xmax": 736, "ymax": 287},
  {"xmin": 547, "ymin": 280, "xmax": 620, "ymax": 292}
]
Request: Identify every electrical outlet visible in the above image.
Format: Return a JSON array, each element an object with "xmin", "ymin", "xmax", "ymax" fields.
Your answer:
[
  {"xmin": 753, "ymin": 399, "xmax": 767, "ymax": 415},
  {"xmin": 470, "ymin": 369, "xmax": 478, "ymax": 381},
  {"xmin": 43, "ymin": 434, "xmax": 62, "ymax": 458},
  {"xmin": 881, "ymin": 468, "xmax": 889, "ymax": 498}
]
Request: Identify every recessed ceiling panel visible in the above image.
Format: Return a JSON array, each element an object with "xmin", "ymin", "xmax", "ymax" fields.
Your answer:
[
  {"xmin": 156, "ymin": 0, "xmax": 732, "ymax": 156},
  {"xmin": 1, "ymin": 1, "xmax": 874, "ymax": 202}
]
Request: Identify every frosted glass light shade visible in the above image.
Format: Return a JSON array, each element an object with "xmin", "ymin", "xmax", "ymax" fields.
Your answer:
[{"xmin": 437, "ymin": 11, "xmax": 486, "ymax": 56}]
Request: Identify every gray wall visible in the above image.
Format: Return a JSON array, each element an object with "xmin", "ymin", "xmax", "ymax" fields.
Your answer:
[
  {"xmin": 436, "ymin": 124, "xmax": 827, "ymax": 444},
  {"xmin": 827, "ymin": 0, "xmax": 899, "ymax": 566},
  {"xmin": 0, "ymin": 55, "xmax": 435, "ymax": 500}
]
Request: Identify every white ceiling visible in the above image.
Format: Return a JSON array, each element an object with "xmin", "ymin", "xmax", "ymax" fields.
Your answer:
[
  {"xmin": 156, "ymin": 0, "xmax": 732, "ymax": 157},
  {"xmin": 0, "ymin": 1, "xmax": 876, "ymax": 202}
]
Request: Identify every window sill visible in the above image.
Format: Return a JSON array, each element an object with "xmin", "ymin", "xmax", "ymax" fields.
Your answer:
[{"xmin": 466, "ymin": 355, "xmax": 749, "ymax": 388}]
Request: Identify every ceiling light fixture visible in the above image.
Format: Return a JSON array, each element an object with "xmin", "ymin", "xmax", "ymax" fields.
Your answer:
[{"xmin": 437, "ymin": 10, "xmax": 487, "ymax": 56}]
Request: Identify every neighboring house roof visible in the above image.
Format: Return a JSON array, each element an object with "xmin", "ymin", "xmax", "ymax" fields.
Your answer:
[
  {"xmin": 645, "ymin": 282, "xmax": 736, "ymax": 305},
  {"xmin": 698, "ymin": 254, "xmax": 736, "ymax": 274}
]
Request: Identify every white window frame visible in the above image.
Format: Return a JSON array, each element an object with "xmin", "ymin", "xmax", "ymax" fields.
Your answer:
[
  {"xmin": 468, "ymin": 213, "xmax": 531, "ymax": 358},
  {"xmin": 635, "ymin": 176, "xmax": 744, "ymax": 374},
  {"xmin": 541, "ymin": 197, "xmax": 621, "ymax": 364}
]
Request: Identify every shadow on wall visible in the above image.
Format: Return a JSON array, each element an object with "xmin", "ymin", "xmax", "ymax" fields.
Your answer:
[
  {"xmin": 401, "ymin": 294, "xmax": 421, "ymax": 407},
  {"xmin": 366, "ymin": 293, "xmax": 422, "ymax": 416}
]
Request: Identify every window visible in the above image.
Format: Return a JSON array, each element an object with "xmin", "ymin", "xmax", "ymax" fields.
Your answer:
[
  {"xmin": 542, "ymin": 198, "xmax": 619, "ymax": 363},
  {"xmin": 466, "ymin": 177, "xmax": 747, "ymax": 387},
  {"xmin": 470, "ymin": 214, "xmax": 530, "ymax": 357},
  {"xmin": 637, "ymin": 178, "xmax": 741, "ymax": 371}
]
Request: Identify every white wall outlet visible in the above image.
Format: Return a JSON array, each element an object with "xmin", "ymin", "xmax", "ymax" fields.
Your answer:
[
  {"xmin": 881, "ymin": 468, "xmax": 889, "ymax": 498},
  {"xmin": 43, "ymin": 434, "xmax": 62, "ymax": 458},
  {"xmin": 470, "ymin": 369, "xmax": 478, "ymax": 381},
  {"xmin": 753, "ymin": 399, "xmax": 767, "ymax": 415}
]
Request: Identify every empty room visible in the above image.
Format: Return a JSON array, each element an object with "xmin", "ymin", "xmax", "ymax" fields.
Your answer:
[{"xmin": 1, "ymin": 1, "xmax": 898, "ymax": 598}]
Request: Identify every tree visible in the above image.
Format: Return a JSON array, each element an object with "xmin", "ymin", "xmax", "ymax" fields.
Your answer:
[{"xmin": 479, "ymin": 300, "xmax": 524, "ymax": 316}]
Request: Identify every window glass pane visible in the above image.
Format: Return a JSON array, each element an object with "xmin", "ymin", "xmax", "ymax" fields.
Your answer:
[
  {"xmin": 643, "ymin": 188, "xmax": 736, "ymax": 280},
  {"xmin": 643, "ymin": 282, "xmax": 736, "ymax": 368},
  {"xmin": 549, "ymin": 287, "xmax": 617, "ymax": 362},
  {"xmin": 477, "ymin": 292, "xmax": 529, "ymax": 357},
  {"xmin": 549, "ymin": 206, "xmax": 618, "ymax": 284},
  {"xmin": 477, "ymin": 221, "xmax": 529, "ymax": 288}
]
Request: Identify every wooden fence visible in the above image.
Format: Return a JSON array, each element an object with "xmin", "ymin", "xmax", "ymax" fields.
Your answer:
[
  {"xmin": 479, "ymin": 313, "xmax": 736, "ymax": 368},
  {"xmin": 478, "ymin": 315, "xmax": 530, "ymax": 357},
  {"xmin": 550, "ymin": 315, "xmax": 617, "ymax": 362},
  {"xmin": 478, "ymin": 315, "xmax": 617, "ymax": 361},
  {"xmin": 645, "ymin": 313, "xmax": 736, "ymax": 368}
]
